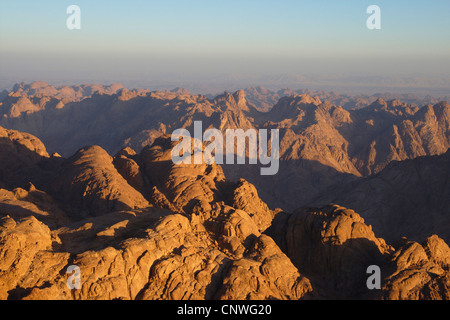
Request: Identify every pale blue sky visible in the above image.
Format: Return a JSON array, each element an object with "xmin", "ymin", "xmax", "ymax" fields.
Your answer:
[{"xmin": 0, "ymin": 0, "xmax": 449, "ymax": 92}]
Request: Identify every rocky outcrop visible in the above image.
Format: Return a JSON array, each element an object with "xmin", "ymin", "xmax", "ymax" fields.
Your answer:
[
  {"xmin": 267, "ymin": 205, "xmax": 393, "ymax": 299},
  {"xmin": 50, "ymin": 145, "xmax": 150, "ymax": 218},
  {"xmin": 0, "ymin": 125, "xmax": 450, "ymax": 300},
  {"xmin": 0, "ymin": 215, "xmax": 60, "ymax": 299},
  {"xmin": 113, "ymin": 147, "xmax": 147, "ymax": 193},
  {"xmin": 267, "ymin": 205, "xmax": 450, "ymax": 300},
  {"xmin": 0, "ymin": 126, "xmax": 300, "ymax": 300},
  {"xmin": 0, "ymin": 197, "xmax": 313, "ymax": 300},
  {"xmin": 381, "ymin": 236, "xmax": 450, "ymax": 300},
  {"xmin": 228, "ymin": 179, "xmax": 275, "ymax": 232},
  {"xmin": 140, "ymin": 136, "xmax": 229, "ymax": 214},
  {"xmin": 216, "ymin": 235, "xmax": 314, "ymax": 300}
]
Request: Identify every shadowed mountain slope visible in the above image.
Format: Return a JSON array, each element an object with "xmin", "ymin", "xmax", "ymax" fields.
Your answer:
[
  {"xmin": 0, "ymin": 126, "xmax": 449, "ymax": 300},
  {"xmin": 311, "ymin": 150, "xmax": 450, "ymax": 244},
  {"xmin": 1, "ymin": 83, "xmax": 448, "ymax": 211}
]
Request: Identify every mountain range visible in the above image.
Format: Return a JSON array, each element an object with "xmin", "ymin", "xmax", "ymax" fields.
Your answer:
[
  {"xmin": 0, "ymin": 81, "xmax": 449, "ymax": 300},
  {"xmin": 1, "ymin": 82, "xmax": 448, "ymax": 211},
  {"xmin": 0, "ymin": 125, "xmax": 449, "ymax": 300}
]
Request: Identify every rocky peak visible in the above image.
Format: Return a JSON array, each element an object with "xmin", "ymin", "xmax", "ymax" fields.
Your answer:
[
  {"xmin": 233, "ymin": 89, "xmax": 247, "ymax": 108},
  {"xmin": 213, "ymin": 90, "xmax": 249, "ymax": 112}
]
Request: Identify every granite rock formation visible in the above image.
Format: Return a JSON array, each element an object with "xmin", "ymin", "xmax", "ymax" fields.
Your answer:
[{"xmin": 0, "ymin": 126, "xmax": 449, "ymax": 300}]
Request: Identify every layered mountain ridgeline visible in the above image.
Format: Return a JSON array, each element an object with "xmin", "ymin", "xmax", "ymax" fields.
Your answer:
[
  {"xmin": 243, "ymin": 86, "xmax": 448, "ymax": 112},
  {"xmin": 0, "ymin": 82, "xmax": 449, "ymax": 210},
  {"xmin": 1, "ymin": 126, "xmax": 450, "ymax": 300},
  {"xmin": 4, "ymin": 81, "xmax": 130, "ymax": 102}
]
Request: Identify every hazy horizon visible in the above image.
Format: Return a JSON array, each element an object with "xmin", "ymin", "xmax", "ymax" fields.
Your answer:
[{"xmin": 1, "ymin": 0, "xmax": 450, "ymax": 95}]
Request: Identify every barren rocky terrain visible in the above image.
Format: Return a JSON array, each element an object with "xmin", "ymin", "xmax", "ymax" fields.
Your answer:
[
  {"xmin": 0, "ymin": 82, "xmax": 449, "ymax": 300},
  {"xmin": 0, "ymin": 123, "xmax": 449, "ymax": 300},
  {"xmin": 1, "ymin": 82, "xmax": 448, "ymax": 210}
]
